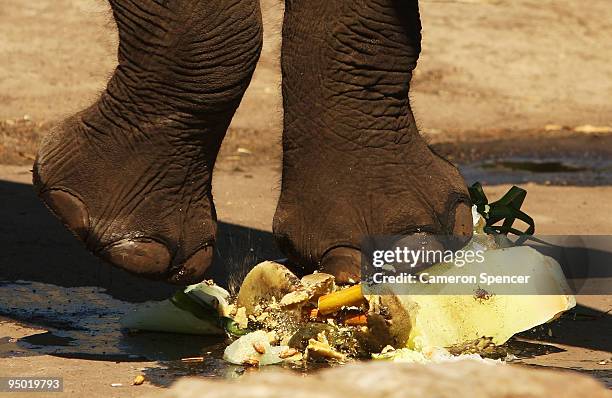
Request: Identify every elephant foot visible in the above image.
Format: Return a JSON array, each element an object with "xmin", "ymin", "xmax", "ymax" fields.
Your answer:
[
  {"xmin": 273, "ymin": 140, "xmax": 474, "ymax": 283},
  {"xmin": 33, "ymin": 112, "xmax": 220, "ymax": 284},
  {"xmin": 33, "ymin": 0, "xmax": 262, "ymax": 284},
  {"xmin": 274, "ymin": 0, "xmax": 473, "ymax": 283}
]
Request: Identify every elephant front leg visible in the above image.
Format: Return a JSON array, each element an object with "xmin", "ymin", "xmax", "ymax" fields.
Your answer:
[
  {"xmin": 33, "ymin": 0, "xmax": 263, "ymax": 284},
  {"xmin": 274, "ymin": 0, "xmax": 473, "ymax": 282}
]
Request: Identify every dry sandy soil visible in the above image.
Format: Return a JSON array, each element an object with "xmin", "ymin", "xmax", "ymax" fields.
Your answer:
[
  {"xmin": 1, "ymin": 0, "xmax": 612, "ymax": 164},
  {"xmin": 0, "ymin": 0, "xmax": 611, "ymax": 397}
]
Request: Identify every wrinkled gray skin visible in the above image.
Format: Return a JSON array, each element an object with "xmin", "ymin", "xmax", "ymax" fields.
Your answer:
[{"xmin": 33, "ymin": 0, "xmax": 473, "ymax": 285}]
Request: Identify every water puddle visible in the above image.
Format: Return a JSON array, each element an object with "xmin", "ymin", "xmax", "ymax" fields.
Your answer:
[
  {"xmin": 0, "ymin": 281, "xmax": 334, "ymax": 385},
  {"xmin": 482, "ymin": 160, "xmax": 588, "ymax": 174},
  {"xmin": 0, "ymin": 281, "xmax": 223, "ymax": 362},
  {"xmin": 431, "ymin": 134, "xmax": 612, "ymax": 186},
  {"xmin": 460, "ymin": 157, "xmax": 612, "ymax": 186}
]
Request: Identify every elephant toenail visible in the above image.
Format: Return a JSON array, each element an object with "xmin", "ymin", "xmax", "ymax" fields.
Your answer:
[
  {"xmin": 320, "ymin": 247, "xmax": 362, "ymax": 285},
  {"xmin": 450, "ymin": 202, "xmax": 473, "ymax": 249},
  {"xmin": 101, "ymin": 239, "xmax": 171, "ymax": 278},
  {"xmin": 40, "ymin": 189, "xmax": 89, "ymax": 240},
  {"xmin": 168, "ymin": 246, "xmax": 214, "ymax": 285}
]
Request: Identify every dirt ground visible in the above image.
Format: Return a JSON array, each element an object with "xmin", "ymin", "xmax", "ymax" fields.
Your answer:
[
  {"xmin": 1, "ymin": 165, "xmax": 611, "ymax": 396},
  {"xmin": 0, "ymin": 0, "xmax": 611, "ymax": 396},
  {"xmin": 1, "ymin": 0, "xmax": 612, "ymax": 165}
]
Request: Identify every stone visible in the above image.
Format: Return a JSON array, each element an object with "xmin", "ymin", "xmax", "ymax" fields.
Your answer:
[{"xmin": 150, "ymin": 361, "xmax": 610, "ymax": 398}]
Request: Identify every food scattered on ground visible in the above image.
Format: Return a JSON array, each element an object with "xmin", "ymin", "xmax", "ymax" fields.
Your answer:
[
  {"xmin": 120, "ymin": 281, "xmax": 229, "ymax": 335},
  {"xmin": 317, "ymin": 285, "xmax": 365, "ymax": 315},
  {"xmin": 573, "ymin": 124, "xmax": 612, "ymax": 134},
  {"xmin": 236, "ymin": 261, "xmax": 301, "ymax": 314},
  {"xmin": 180, "ymin": 357, "xmax": 205, "ymax": 363},
  {"xmin": 132, "ymin": 375, "xmax": 145, "ymax": 386},
  {"xmin": 305, "ymin": 333, "xmax": 347, "ymax": 362},
  {"xmin": 223, "ymin": 330, "xmax": 298, "ymax": 366},
  {"xmin": 372, "ymin": 345, "xmax": 502, "ymax": 364},
  {"xmin": 121, "ymin": 205, "xmax": 576, "ymax": 367},
  {"xmin": 376, "ymin": 243, "xmax": 575, "ymax": 351}
]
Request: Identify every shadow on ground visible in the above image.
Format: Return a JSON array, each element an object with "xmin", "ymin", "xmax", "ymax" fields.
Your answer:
[
  {"xmin": 0, "ymin": 178, "xmax": 281, "ymax": 302},
  {"xmin": 0, "ymin": 177, "xmax": 281, "ymax": 372}
]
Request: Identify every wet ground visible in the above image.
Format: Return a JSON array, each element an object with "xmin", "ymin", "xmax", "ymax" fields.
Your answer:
[
  {"xmin": 0, "ymin": 281, "xmax": 329, "ymax": 387},
  {"xmin": 433, "ymin": 131, "xmax": 612, "ymax": 186},
  {"xmin": 1, "ymin": 280, "xmax": 610, "ymax": 388}
]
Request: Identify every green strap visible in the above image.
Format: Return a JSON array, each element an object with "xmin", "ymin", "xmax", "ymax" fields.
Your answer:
[{"xmin": 468, "ymin": 182, "xmax": 535, "ymax": 244}]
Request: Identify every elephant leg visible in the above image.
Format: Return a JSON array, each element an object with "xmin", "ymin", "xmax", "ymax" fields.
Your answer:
[
  {"xmin": 274, "ymin": 0, "xmax": 472, "ymax": 282},
  {"xmin": 33, "ymin": 0, "xmax": 262, "ymax": 284}
]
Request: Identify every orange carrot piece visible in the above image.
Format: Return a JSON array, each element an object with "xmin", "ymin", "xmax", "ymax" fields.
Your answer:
[{"xmin": 343, "ymin": 314, "xmax": 368, "ymax": 326}]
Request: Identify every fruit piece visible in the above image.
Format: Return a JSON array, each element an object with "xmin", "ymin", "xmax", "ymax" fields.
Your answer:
[
  {"xmin": 120, "ymin": 298, "xmax": 223, "ymax": 335},
  {"xmin": 343, "ymin": 314, "xmax": 367, "ymax": 326},
  {"xmin": 132, "ymin": 375, "xmax": 145, "ymax": 386},
  {"xmin": 371, "ymin": 246, "xmax": 575, "ymax": 351},
  {"xmin": 279, "ymin": 272, "xmax": 336, "ymax": 309},
  {"xmin": 121, "ymin": 281, "xmax": 232, "ymax": 335},
  {"xmin": 279, "ymin": 290, "xmax": 311, "ymax": 308},
  {"xmin": 185, "ymin": 282, "xmax": 232, "ymax": 317},
  {"xmin": 288, "ymin": 323, "xmax": 337, "ymax": 351},
  {"xmin": 223, "ymin": 330, "xmax": 290, "ymax": 366},
  {"xmin": 279, "ymin": 348, "xmax": 299, "ymax": 359},
  {"xmin": 234, "ymin": 306, "xmax": 248, "ymax": 329},
  {"xmin": 253, "ymin": 342, "xmax": 266, "ymax": 354},
  {"xmin": 237, "ymin": 261, "xmax": 302, "ymax": 314},
  {"xmin": 301, "ymin": 273, "xmax": 335, "ymax": 298},
  {"xmin": 306, "ymin": 334, "xmax": 346, "ymax": 362}
]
